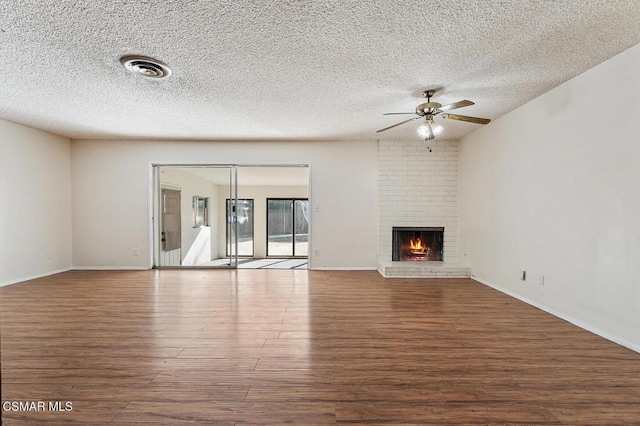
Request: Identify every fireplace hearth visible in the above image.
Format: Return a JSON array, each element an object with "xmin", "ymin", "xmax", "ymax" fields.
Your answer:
[{"xmin": 392, "ymin": 227, "xmax": 444, "ymax": 262}]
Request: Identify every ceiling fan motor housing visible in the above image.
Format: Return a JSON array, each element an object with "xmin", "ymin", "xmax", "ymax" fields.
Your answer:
[{"xmin": 416, "ymin": 102, "xmax": 442, "ymax": 115}]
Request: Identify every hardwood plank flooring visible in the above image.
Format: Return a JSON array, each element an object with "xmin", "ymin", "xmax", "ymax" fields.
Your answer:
[{"xmin": 1, "ymin": 269, "xmax": 640, "ymax": 424}]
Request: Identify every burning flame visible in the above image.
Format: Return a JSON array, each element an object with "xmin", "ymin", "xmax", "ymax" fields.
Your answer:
[{"xmin": 409, "ymin": 238, "xmax": 427, "ymax": 254}]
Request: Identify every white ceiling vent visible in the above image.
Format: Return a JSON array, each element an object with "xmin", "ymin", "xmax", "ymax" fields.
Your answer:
[{"xmin": 120, "ymin": 56, "xmax": 171, "ymax": 79}]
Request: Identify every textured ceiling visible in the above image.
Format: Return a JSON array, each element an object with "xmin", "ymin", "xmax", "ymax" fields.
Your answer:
[{"xmin": 1, "ymin": 1, "xmax": 639, "ymax": 141}]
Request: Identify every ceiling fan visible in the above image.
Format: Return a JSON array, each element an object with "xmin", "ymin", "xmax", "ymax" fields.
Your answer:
[{"xmin": 377, "ymin": 90, "xmax": 491, "ymax": 140}]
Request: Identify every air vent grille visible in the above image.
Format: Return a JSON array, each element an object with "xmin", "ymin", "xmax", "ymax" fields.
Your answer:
[{"xmin": 120, "ymin": 56, "xmax": 171, "ymax": 79}]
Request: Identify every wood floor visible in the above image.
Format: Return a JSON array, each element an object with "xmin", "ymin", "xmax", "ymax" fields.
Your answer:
[{"xmin": 1, "ymin": 270, "xmax": 639, "ymax": 424}]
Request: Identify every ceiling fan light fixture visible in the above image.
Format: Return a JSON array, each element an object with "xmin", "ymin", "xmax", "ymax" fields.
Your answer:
[{"xmin": 417, "ymin": 119, "xmax": 443, "ymax": 141}]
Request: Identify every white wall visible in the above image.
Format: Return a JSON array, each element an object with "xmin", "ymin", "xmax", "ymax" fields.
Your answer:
[
  {"xmin": 0, "ymin": 119, "xmax": 72, "ymax": 285},
  {"xmin": 71, "ymin": 140, "xmax": 378, "ymax": 269},
  {"xmin": 459, "ymin": 43, "xmax": 640, "ymax": 350}
]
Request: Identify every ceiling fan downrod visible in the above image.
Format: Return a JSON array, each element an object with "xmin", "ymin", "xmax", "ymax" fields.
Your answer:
[{"xmin": 423, "ymin": 90, "xmax": 435, "ymax": 102}]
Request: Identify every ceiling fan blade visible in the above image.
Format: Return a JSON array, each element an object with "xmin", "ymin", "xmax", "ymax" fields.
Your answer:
[
  {"xmin": 376, "ymin": 116, "xmax": 421, "ymax": 133},
  {"xmin": 383, "ymin": 112, "xmax": 415, "ymax": 115},
  {"xmin": 438, "ymin": 100, "xmax": 474, "ymax": 112},
  {"xmin": 442, "ymin": 113, "xmax": 490, "ymax": 125}
]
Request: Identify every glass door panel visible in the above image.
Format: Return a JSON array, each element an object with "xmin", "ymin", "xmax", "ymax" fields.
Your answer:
[
  {"xmin": 267, "ymin": 198, "xmax": 308, "ymax": 258},
  {"xmin": 294, "ymin": 200, "xmax": 309, "ymax": 256},
  {"xmin": 267, "ymin": 199, "xmax": 294, "ymax": 257},
  {"xmin": 227, "ymin": 199, "xmax": 254, "ymax": 257},
  {"xmin": 155, "ymin": 165, "xmax": 237, "ymax": 269},
  {"xmin": 227, "ymin": 166, "xmax": 238, "ymax": 267}
]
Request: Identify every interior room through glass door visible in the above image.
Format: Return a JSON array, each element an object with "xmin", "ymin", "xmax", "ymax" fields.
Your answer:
[{"xmin": 155, "ymin": 165, "xmax": 238, "ymax": 268}]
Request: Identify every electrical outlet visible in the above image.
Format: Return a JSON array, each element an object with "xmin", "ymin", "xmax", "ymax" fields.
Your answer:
[
  {"xmin": 538, "ymin": 275, "xmax": 545, "ymax": 286},
  {"xmin": 46, "ymin": 251, "xmax": 52, "ymax": 260},
  {"xmin": 133, "ymin": 248, "xmax": 139, "ymax": 256},
  {"xmin": 520, "ymin": 270, "xmax": 526, "ymax": 281},
  {"xmin": 313, "ymin": 249, "xmax": 320, "ymax": 257}
]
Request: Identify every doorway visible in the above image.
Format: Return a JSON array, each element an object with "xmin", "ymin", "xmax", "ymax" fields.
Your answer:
[{"xmin": 153, "ymin": 164, "xmax": 309, "ymax": 269}]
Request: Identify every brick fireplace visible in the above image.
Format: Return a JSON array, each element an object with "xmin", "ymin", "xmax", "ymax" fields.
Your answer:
[{"xmin": 377, "ymin": 140, "xmax": 469, "ymax": 278}]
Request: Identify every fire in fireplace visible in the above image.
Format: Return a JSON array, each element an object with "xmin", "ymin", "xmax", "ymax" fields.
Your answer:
[{"xmin": 392, "ymin": 227, "xmax": 444, "ymax": 261}]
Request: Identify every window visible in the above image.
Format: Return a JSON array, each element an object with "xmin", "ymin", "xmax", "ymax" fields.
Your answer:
[{"xmin": 192, "ymin": 196, "xmax": 209, "ymax": 227}]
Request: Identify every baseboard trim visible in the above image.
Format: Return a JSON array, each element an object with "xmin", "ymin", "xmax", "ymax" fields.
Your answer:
[
  {"xmin": 0, "ymin": 268, "xmax": 73, "ymax": 287},
  {"xmin": 311, "ymin": 267, "xmax": 378, "ymax": 271},
  {"xmin": 471, "ymin": 275, "xmax": 640, "ymax": 354},
  {"xmin": 72, "ymin": 266, "xmax": 150, "ymax": 271}
]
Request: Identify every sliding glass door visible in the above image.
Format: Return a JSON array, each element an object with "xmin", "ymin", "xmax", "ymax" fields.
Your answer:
[
  {"xmin": 153, "ymin": 164, "xmax": 309, "ymax": 268},
  {"xmin": 154, "ymin": 165, "xmax": 238, "ymax": 268},
  {"xmin": 266, "ymin": 198, "xmax": 309, "ymax": 257}
]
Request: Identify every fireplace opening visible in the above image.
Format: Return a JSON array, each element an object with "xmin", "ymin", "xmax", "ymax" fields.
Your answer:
[{"xmin": 392, "ymin": 227, "xmax": 444, "ymax": 261}]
